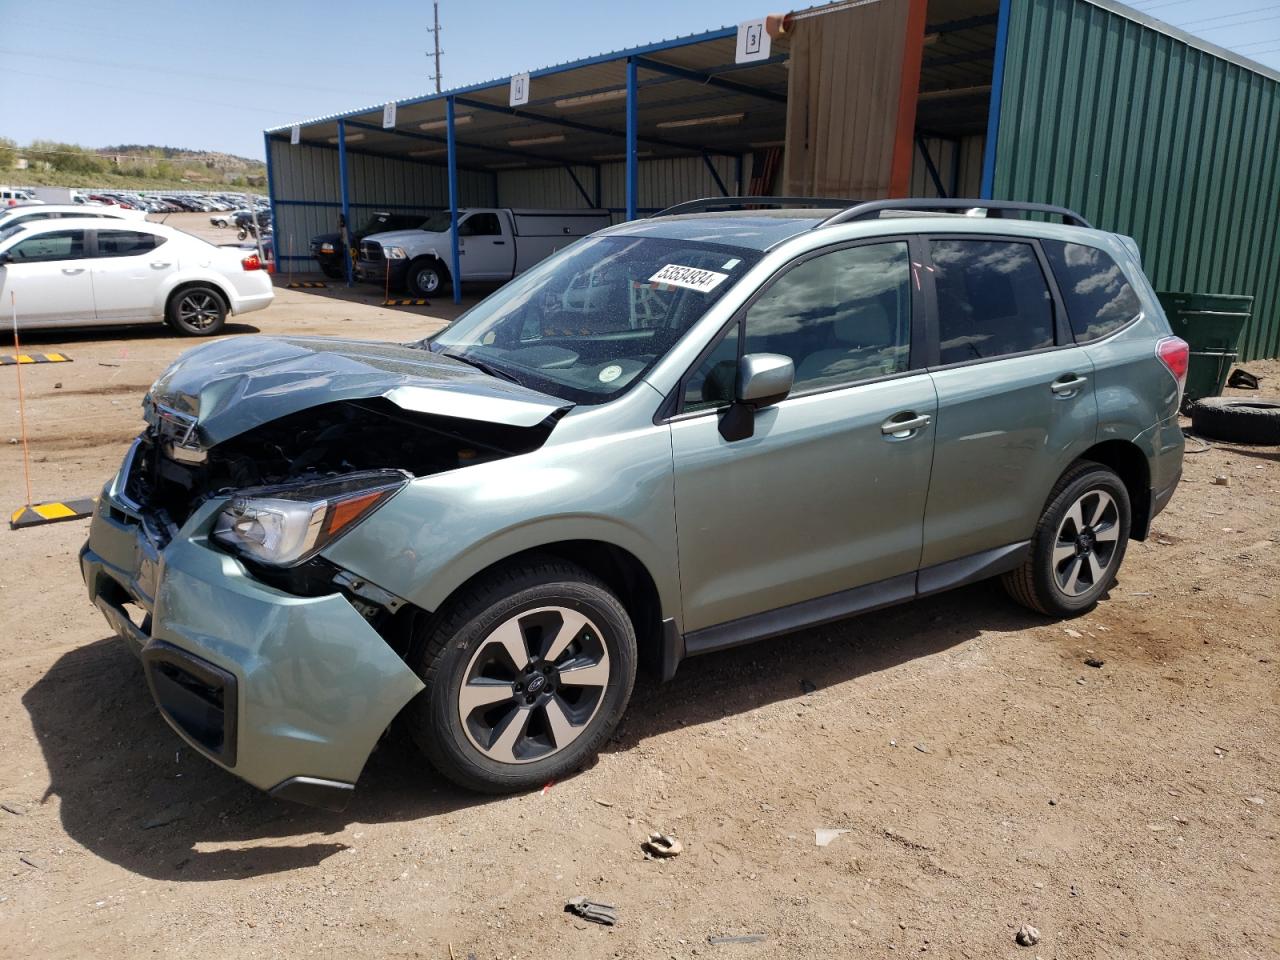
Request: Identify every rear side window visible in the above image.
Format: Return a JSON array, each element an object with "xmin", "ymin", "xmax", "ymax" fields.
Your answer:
[
  {"xmin": 95, "ymin": 230, "xmax": 163, "ymax": 257},
  {"xmin": 1042, "ymin": 240, "xmax": 1142, "ymax": 343},
  {"xmin": 930, "ymin": 239, "xmax": 1055, "ymax": 364},
  {"xmin": 461, "ymin": 213, "xmax": 502, "ymax": 237}
]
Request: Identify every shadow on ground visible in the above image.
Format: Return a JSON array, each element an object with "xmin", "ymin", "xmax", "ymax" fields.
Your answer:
[
  {"xmin": 23, "ymin": 580, "xmax": 1048, "ymax": 883},
  {"xmin": 1, "ymin": 322, "xmax": 261, "ymax": 350}
]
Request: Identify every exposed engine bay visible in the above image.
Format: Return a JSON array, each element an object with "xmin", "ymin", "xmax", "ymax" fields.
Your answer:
[{"xmin": 124, "ymin": 396, "xmax": 556, "ymax": 550}]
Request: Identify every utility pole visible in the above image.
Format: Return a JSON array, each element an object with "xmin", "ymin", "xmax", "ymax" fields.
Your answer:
[{"xmin": 427, "ymin": 1, "xmax": 443, "ymax": 93}]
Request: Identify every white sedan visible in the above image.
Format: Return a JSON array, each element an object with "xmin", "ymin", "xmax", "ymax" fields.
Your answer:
[{"xmin": 0, "ymin": 218, "xmax": 273, "ymax": 336}]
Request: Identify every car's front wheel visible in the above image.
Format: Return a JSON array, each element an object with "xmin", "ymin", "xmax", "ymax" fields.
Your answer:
[
  {"xmin": 167, "ymin": 286, "xmax": 227, "ymax": 336},
  {"xmin": 1003, "ymin": 462, "xmax": 1131, "ymax": 617},
  {"xmin": 406, "ymin": 258, "xmax": 449, "ymax": 298},
  {"xmin": 406, "ymin": 559, "xmax": 637, "ymax": 794}
]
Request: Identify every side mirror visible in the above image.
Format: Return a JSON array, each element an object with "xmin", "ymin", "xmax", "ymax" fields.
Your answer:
[
  {"xmin": 720, "ymin": 353, "xmax": 794, "ymax": 442},
  {"xmin": 736, "ymin": 353, "xmax": 794, "ymax": 408},
  {"xmin": 0, "ymin": 252, "xmax": 11, "ymax": 265}
]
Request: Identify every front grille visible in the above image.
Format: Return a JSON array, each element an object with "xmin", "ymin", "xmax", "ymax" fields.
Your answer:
[{"xmin": 359, "ymin": 240, "xmax": 383, "ymax": 262}]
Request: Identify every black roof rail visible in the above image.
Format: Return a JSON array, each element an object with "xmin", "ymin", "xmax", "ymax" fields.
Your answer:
[
  {"xmin": 819, "ymin": 198, "xmax": 1093, "ymax": 229},
  {"xmin": 652, "ymin": 196, "xmax": 857, "ymax": 218}
]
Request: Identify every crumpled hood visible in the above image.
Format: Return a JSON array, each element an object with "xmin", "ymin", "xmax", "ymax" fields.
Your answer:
[
  {"xmin": 145, "ymin": 336, "xmax": 571, "ymax": 447},
  {"xmin": 363, "ymin": 228, "xmax": 438, "ymax": 248}
]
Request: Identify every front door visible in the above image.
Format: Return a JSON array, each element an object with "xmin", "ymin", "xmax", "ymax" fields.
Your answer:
[
  {"xmin": 0, "ymin": 228, "xmax": 95, "ymax": 325},
  {"xmin": 89, "ymin": 228, "xmax": 174, "ymax": 321},
  {"xmin": 919, "ymin": 236, "xmax": 1098, "ymax": 567},
  {"xmin": 671, "ymin": 240, "xmax": 937, "ymax": 634},
  {"xmin": 457, "ymin": 212, "xmax": 513, "ymax": 279}
]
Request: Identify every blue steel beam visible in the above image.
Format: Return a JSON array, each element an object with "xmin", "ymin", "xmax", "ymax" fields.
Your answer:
[
  {"xmin": 626, "ymin": 58, "xmax": 638, "ymax": 221},
  {"xmin": 564, "ymin": 165, "xmax": 593, "ymax": 207},
  {"xmin": 632, "ymin": 56, "xmax": 787, "ymax": 104},
  {"xmin": 446, "ymin": 97, "xmax": 462, "ymax": 305},
  {"xmin": 915, "ymin": 136, "xmax": 948, "ymax": 198},
  {"xmin": 453, "ymin": 95, "xmax": 739, "ymax": 158},
  {"xmin": 702, "ymin": 153, "xmax": 729, "ymax": 197},
  {"xmin": 979, "ymin": 0, "xmax": 1012, "ymax": 198},
  {"xmin": 337, "ymin": 120, "xmax": 354, "ymax": 285},
  {"xmin": 343, "ymin": 119, "xmax": 568, "ymax": 168},
  {"xmin": 262, "ymin": 131, "xmax": 280, "ymax": 269}
]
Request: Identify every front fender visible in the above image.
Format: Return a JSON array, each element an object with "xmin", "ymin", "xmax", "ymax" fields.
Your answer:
[{"xmin": 320, "ymin": 425, "xmax": 682, "ymax": 628}]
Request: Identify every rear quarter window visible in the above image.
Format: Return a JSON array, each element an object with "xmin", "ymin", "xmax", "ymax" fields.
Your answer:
[{"xmin": 1042, "ymin": 240, "xmax": 1142, "ymax": 343}]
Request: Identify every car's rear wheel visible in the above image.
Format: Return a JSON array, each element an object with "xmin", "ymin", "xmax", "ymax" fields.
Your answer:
[
  {"xmin": 406, "ymin": 559, "xmax": 637, "ymax": 794},
  {"xmin": 167, "ymin": 286, "xmax": 227, "ymax": 336},
  {"xmin": 1003, "ymin": 462, "xmax": 1131, "ymax": 617},
  {"xmin": 406, "ymin": 258, "xmax": 449, "ymax": 298}
]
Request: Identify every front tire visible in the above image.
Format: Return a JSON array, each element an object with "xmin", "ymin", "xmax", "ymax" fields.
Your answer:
[
  {"xmin": 406, "ymin": 559, "xmax": 637, "ymax": 794},
  {"xmin": 167, "ymin": 286, "xmax": 227, "ymax": 336},
  {"xmin": 406, "ymin": 258, "xmax": 449, "ymax": 298},
  {"xmin": 320, "ymin": 262, "xmax": 345, "ymax": 280},
  {"xmin": 1003, "ymin": 462, "xmax": 1131, "ymax": 617}
]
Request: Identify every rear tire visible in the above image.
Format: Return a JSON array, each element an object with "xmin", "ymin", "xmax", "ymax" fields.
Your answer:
[
  {"xmin": 167, "ymin": 285, "xmax": 227, "ymax": 337},
  {"xmin": 406, "ymin": 559, "xmax": 637, "ymax": 794},
  {"xmin": 1003, "ymin": 462, "xmax": 1131, "ymax": 617}
]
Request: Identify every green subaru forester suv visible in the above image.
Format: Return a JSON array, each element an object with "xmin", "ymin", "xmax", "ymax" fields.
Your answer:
[{"xmin": 81, "ymin": 198, "xmax": 1187, "ymax": 809}]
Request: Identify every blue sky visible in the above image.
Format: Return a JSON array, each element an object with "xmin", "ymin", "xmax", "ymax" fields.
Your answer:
[{"xmin": 0, "ymin": 0, "xmax": 1277, "ymax": 159}]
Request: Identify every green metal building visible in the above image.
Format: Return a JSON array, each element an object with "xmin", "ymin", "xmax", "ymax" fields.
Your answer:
[{"xmin": 988, "ymin": 0, "xmax": 1280, "ymax": 361}]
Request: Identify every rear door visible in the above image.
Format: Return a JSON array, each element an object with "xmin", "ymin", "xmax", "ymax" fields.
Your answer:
[
  {"xmin": 919, "ymin": 235, "xmax": 1097, "ymax": 569},
  {"xmin": 0, "ymin": 228, "xmax": 95, "ymax": 324},
  {"xmin": 88, "ymin": 228, "xmax": 173, "ymax": 321},
  {"xmin": 457, "ymin": 212, "xmax": 513, "ymax": 280},
  {"xmin": 671, "ymin": 239, "xmax": 937, "ymax": 633}
]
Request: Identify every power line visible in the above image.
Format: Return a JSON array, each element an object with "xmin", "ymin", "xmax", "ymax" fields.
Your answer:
[
  {"xmin": 0, "ymin": 47, "xmax": 386, "ymax": 100},
  {"xmin": 1191, "ymin": 11, "xmax": 1280, "ymax": 31},
  {"xmin": 1172, "ymin": 5, "xmax": 1279, "ymax": 28}
]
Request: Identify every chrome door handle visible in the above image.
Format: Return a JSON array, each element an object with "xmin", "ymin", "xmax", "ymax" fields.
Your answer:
[
  {"xmin": 1050, "ymin": 374, "xmax": 1088, "ymax": 396},
  {"xmin": 150, "ymin": 261, "xmax": 171, "ymax": 269},
  {"xmin": 881, "ymin": 413, "xmax": 932, "ymax": 437},
  {"xmin": 61, "ymin": 267, "xmax": 85, "ymax": 275}
]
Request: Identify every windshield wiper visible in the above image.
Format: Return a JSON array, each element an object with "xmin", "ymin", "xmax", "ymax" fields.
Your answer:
[{"xmin": 441, "ymin": 350, "xmax": 522, "ymax": 385}]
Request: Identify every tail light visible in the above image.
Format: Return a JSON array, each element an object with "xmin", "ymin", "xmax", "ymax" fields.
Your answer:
[
  {"xmin": 1156, "ymin": 335, "xmax": 1189, "ymax": 405},
  {"xmin": 241, "ymin": 253, "xmax": 262, "ymax": 271}
]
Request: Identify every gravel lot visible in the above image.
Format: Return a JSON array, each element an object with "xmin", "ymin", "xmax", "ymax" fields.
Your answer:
[{"xmin": 0, "ymin": 214, "xmax": 1276, "ymax": 959}]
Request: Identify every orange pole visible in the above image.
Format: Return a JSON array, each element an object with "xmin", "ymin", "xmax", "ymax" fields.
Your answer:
[
  {"xmin": 889, "ymin": 0, "xmax": 929, "ymax": 198},
  {"xmin": 384, "ymin": 259, "xmax": 391, "ymax": 304},
  {"xmin": 10, "ymin": 292, "xmax": 33, "ymax": 506}
]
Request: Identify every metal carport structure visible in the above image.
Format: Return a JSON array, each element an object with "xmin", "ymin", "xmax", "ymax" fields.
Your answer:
[{"xmin": 264, "ymin": 1, "xmax": 1001, "ymax": 303}]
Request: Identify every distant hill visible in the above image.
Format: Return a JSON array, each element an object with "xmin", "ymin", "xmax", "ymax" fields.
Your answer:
[{"xmin": 1, "ymin": 137, "xmax": 266, "ymax": 192}]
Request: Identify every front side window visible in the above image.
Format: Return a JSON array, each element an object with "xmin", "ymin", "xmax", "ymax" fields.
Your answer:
[
  {"xmin": 931, "ymin": 239, "xmax": 1055, "ymax": 364},
  {"xmin": 429, "ymin": 235, "xmax": 760, "ymax": 404},
  {"xmin": 6, "ymin": 229, "xmax": 86, "ymax": 263},
  {"xmin": 95, "ymin": 230, "xmax": 163, "ymax": 257},
  {"xmin": 1041, "ymin": 239, "xmax": 1142, "ymax": 342},
  {"xmin": 743, "ymin": 241, "xmax": 913, "ymax": 392}
]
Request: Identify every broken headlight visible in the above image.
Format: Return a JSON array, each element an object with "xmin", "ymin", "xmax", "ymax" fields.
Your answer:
[{"xmin": 212, "ymin": 470, "xmax": 407, "ymax": 567}]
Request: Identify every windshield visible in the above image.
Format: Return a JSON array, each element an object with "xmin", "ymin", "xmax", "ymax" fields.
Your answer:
[
  {"xmin": 426, "ymin": 234, "xmax": 761, "ymax": 404},
  {"xmin": 419, "ymin": 211, "xmax": 454, "ymax": 232}
]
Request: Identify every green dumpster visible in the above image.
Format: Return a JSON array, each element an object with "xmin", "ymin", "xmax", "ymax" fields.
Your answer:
[{"xmin": 1155, "ymin": 292, "xmax": 1253, "ymax": 410}]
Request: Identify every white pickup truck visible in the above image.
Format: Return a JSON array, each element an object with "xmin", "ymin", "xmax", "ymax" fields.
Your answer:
[{"xmin": 356, "ymin": 207, "xmax": 611, "ymax": 296}]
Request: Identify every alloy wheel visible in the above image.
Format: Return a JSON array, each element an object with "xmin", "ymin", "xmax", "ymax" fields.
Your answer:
[
  {"xmin": 1052, "ymin": 489, "xmax": 1120, "ymax": 597},
  {"xmin": 458, "ymin": 606, "xmax": 611, "ymax": 764},
  {"xmin": 178, "ymin": 292, "xmax": 221, "ymax": 330}
]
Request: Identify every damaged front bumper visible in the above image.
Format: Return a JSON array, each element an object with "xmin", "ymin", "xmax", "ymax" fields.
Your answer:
[{"xmin": 79, "ymin": 458, "xmax": 424, "ymax": 811}]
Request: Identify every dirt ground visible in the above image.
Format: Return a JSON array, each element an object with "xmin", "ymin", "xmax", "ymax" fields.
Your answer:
[{"xmin": 0, "ymin": 213, "xmax": 1276, "ymax": 959}]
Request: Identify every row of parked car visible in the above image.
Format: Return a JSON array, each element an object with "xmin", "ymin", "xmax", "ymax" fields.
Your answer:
[
  {"xmin": 88, "ymin": 192, "xmax": 269, "ymax": 215},
  {"xmin": 0, "ymin": 199, "xmax": 274, "ymax": 335}
]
